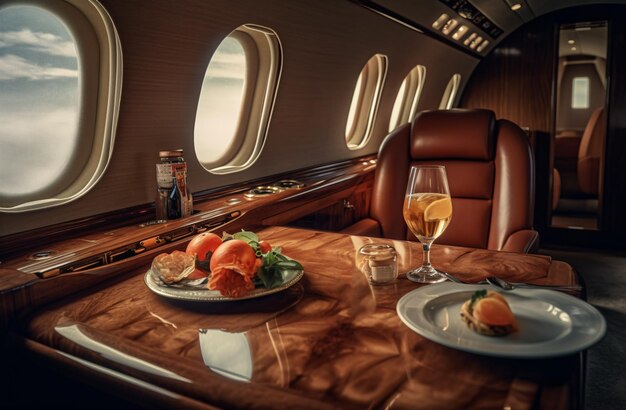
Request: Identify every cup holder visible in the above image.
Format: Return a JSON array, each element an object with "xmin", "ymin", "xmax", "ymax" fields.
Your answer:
[
  {"xmin": 28, "ymin": 250, "xmax": 58, "ymax": 260},
  {"xmin": 244, "ymin": 180, "xmax": 304, "ymax": 198},
  {"xmin": 272, "ymin": 179, "xmax": 305, "ymax": 189},
  {"xmin": 244, "ymin": 186, "xmax": 282, "ymax": 199}
]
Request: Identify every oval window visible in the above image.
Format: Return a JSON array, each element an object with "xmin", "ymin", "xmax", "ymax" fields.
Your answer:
[
  {"xmin": 194, "ymin": 25, "xmax": 282, "ymax": 174},
  {"xmin": 345, "ymin": 54, "xmax": 388, "ymax": 150},
  {"xmin": 439, "ymin": 73, "xmax": 461, "ymax": 109},
  {"xmin": 389, "ymin": 65, "xmax": 426, "ymax": 132},
  {"xmin": 0, "ymin": 0, "xmax": 122, "ymax": 212}
]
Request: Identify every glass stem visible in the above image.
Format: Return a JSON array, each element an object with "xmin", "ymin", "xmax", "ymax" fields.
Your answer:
[{"xmin": 422, "ymin": 240, "xmax": 433, "ymax": 268}]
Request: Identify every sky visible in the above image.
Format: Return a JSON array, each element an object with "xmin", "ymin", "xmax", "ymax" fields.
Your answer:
[
  {"xmin": 0, "ymin": 5, "xmax": 79, "ymax": 198},
  {"xmin": 194, "ymin": 36, "xmax": 246, "ymax": 166}
]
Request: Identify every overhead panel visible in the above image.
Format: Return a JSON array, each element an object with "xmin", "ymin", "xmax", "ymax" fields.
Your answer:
[{"xmin": 364, "ymin": 0, "xmax": 532, "ymax": 56}]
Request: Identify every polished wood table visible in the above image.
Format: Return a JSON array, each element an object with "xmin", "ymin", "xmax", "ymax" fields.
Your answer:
[{"xmin": 17, "ymin": 226, "xmax": 582, "ymax": 409}]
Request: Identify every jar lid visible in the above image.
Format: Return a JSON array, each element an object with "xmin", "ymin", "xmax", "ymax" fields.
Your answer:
[
  {"xmin": 358, "ymin": 243, "xmax": 396, "ymax": 260},
  {"xmin": 159, "ymin": 149, "xmax": 183, "ymax": 158}
]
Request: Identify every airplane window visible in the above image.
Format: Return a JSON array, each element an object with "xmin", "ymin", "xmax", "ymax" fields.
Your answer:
[
  {"xmin": 194, "ymin": 25, "xmax": 282, "ymax": 174},
  {"xmin": 0, "ymin": 0, "xmax": 121, "ymax": 212},
  {"xmin": 572, "ymin": 77, "xmax": 590, "ymax": 109},
  {"xmin": 439, "ymin": 73, "xmax": 461, "ymax": 109},
  {"xmin": 345, "ymin": 54, "xmax": 388, "ymax": 150},
  {"xmin": 389, "ymin": 65, "xmax": 426, "ymax": 132},
  {"xmin": 194, "ymin": 37, "xmax": 246, "ymax": 164}
]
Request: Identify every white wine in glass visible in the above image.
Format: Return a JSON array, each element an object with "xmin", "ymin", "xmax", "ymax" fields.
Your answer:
[{"xmin": 403, "ymin": 165, "xmax": 452, "ymax": 283}]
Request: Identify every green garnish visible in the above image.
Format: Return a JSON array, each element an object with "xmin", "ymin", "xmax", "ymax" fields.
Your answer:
[
  {"xmin": 222, "ymin": 230, "xmax": 304, "ymax": 289},
  {"xmin": 470, "ymin": 289, "xmax": 487, "ymax": 308},
  {"xmin": 233, "ymin": 230, "xmax": 259, "ymax": 244},
  {"xmin": 257, "ymin": 248, "xmax": 303, "ymax": 289}
]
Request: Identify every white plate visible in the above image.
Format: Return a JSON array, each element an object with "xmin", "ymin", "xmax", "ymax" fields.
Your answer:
[
  {"xmin": 145, "ymin": 268, "xmax": 304, "ymax": 302},
  {"xmin": 397, "ymin": 282, "xmax": 606, "ymax": 358}
]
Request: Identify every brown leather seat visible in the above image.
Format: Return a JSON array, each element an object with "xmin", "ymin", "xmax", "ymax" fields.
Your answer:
[
  {"xmin": 344, "ymin": 109, "xmax": 538, "ymax": 253},
  {"xmin": 577, "ymin": 107, "xmax": 606, "ymax": 195}
]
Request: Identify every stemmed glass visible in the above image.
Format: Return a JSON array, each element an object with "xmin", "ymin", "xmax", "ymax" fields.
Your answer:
[{"xmin": 403, "ymin": 165, "xmax": 453, "ymax": 283}]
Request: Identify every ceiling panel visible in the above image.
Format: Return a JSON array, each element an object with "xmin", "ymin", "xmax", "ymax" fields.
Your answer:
[{"xmin": 363, "ymin": 0, "xmax": 626, "ymax": 57}]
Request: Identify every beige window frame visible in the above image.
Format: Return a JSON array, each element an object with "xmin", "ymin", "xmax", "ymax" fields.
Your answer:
[
  {"xmin": 195, "ymin": 24, "xmax": 282, "ymax": 175},
  {"xmin": 439, "ymin": 73, "xmax": 461, "ymax": 110},
  {"xmin": 345, "ymin": 54, "xmax": 388, "ymax": 150},
  {"xmin": 0, "ymin": 0, "xmax": 122, "ymax": 213},
  {"xmin": 389, "ymin": 65, "xmax": 426, "ymax": 132}
]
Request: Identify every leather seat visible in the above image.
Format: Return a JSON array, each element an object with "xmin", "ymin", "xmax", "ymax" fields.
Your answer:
[
  {"xmin": 577, "ymin": 107, "xmax": 606, "ymax": 195},
  {"xmin": 344, "ymin": 109, "xmax": 538, "ymax": 253}
]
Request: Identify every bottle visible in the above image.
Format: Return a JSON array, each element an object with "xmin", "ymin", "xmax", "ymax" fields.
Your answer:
[
  {"xmin": 156, "ymin": 150, "xmax": 192, "ymax": 220},
  {"xmin": 167, "ymin": 173, "xmax": 182, "ymax": 219}
]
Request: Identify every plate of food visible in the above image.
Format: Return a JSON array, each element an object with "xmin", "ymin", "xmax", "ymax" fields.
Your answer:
[
  {"xmin": 145, "ymin": 230, "xmax": 304, "ymax": 302},
  {"xmin": 396, "ymin": 282, "xmax": 606, "ymax": 358}
]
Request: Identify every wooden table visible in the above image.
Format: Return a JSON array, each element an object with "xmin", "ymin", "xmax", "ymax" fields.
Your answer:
[{"xmin": 17, "ymin": 226, "xmax": 583, "ymax": 409}]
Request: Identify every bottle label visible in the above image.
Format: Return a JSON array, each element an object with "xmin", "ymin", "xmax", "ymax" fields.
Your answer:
[
  {"xmin": 370, "ymin": 264, "xmax": 395, "ymax": 283},
  {"xmin": 156, "ymin": 163, "xmax": 186, "ymax": 189},
  {"xmin": 168, "ymin": 171, "xmax": 193, "ymax": 219}
]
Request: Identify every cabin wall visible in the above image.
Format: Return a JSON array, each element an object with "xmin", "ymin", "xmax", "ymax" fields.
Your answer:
[
  {"xmin": 460, "ymin": 18, "xmax": 555, "ymax": 133},
  {"xmin": 0, "ymin": 0, "xmax": 478, "ymax": 237}
]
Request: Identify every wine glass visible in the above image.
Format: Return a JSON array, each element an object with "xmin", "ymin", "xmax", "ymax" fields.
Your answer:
[{"xmin": 403, "ymin": 165, "xmax": 452, "ymax": 283}]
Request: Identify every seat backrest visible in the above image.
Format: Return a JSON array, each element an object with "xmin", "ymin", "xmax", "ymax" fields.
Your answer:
[
  {"xmin": 370, "ymin": 109, "xmax": 534, "ymax": 251},
  {"xmin": 577, "ymin": 106, "xmax": 606, "ymax": 195}
]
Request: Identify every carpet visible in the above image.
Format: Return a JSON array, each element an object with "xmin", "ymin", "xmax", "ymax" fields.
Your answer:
[{"xmin": 540, "ymin": 248, "xmax": 626, "ymax": 410}]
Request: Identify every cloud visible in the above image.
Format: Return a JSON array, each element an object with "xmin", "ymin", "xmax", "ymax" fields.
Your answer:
[
  {"xmin": 204, "ymin": 51, "xmax": 246, "ymax": 80},
  {"xmin": 0, "ymin": 107, "xmax": 78, "ymax": 196},
  {"xmin": 0, "ymin": 54, "xmax": 78, "ymax": 80},
  {"xmin": 0, "ymin": 29, "xmax": 76, "ymax": 57}
]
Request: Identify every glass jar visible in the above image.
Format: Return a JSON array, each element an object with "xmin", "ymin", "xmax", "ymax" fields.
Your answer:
[
  {"xmin": 356, "ymin": 244, "xmax": 398, "ymax": 285},
  {"xmin": 156, "ymin": 149, "xmax": 192, "ymax": 220}
]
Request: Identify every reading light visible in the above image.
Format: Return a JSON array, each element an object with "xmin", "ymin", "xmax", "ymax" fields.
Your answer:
[
  {"xmin": 442, "ymin": 19, "xmax": 459, "ymax": 35},
  {"xmin": 469, "ymin": 35, "xmax": 483, "ymax": 49},
  {"xmin": 464, "ymin": 32, "xmax": 477, "ymax": 46},
  {"xmin": 571, "ymin": 46, "xmax": 577, "ymax": 51},
  {"xmin": 511, "ymin": 3, "xmax": 522, "ymax": 11},
  {"xmin": 477, "ymin": 40, "xmax": 490, "ymax": 53},
  {"xmin": 452, "ymin": 25, "xmax": 468, "ymax": 40},
  {"xmin": 568, "ymin": 39, "xmax": 575, "ymax": 44},
  {"xmin": 432, "ymin": 13, "xmax": 449, "ymax": 30}
]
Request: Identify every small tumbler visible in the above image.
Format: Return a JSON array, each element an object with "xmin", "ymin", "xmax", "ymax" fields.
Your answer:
[{"xmin": 356, "ymin": 244, "xmax": 398, "ymax": 285}]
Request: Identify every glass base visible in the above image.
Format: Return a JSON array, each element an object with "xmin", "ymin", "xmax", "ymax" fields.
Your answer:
[{"xmin": 406, "ymin": 265, "xmax": 447, "ymax": 284}]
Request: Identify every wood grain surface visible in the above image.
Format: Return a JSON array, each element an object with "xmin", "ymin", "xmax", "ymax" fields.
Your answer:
[{"xmin": 18, "ymin": 226, "xmax": 582, "ymax": 409}]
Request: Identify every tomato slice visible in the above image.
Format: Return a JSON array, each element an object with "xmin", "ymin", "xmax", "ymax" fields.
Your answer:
[{"xmin": 258, "ymin": 240, "xmax": 272, "ymax": 254}]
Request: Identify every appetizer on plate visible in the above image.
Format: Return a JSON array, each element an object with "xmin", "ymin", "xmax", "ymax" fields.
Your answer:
[
  {"xmin": 460, "ymin": 289, "xmax": 517, "ymax": 336},
  {"xmin": 150, "ymin": 230, "xmax": 303, "ymax": 298}
]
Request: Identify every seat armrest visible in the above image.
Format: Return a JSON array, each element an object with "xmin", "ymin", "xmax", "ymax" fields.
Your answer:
[
  {"xmin": 502, "ymin": 229, "xmax": 539, "ymax": 253},
  {"xmin": 340, "ymin": 218, "xmax": 382, "ymax": 237}
]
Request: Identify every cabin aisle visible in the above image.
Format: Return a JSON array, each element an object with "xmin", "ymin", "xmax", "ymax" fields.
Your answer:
[{"xmin": 540, "ymin": 248, "xmax": 626, "ymax": 410}]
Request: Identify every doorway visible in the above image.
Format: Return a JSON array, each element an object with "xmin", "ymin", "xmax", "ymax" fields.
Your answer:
[{"xmin": 551, "ymin": 21, "xmax": 608, "ymax": 231}]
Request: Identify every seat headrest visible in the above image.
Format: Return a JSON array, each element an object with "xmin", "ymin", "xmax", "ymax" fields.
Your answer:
[{"xmin": 411, "ymin": 109, "xmax": 496, "ymax": 160}]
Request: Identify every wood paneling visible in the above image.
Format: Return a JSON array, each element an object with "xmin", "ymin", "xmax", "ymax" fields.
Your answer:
[
  {"xmin": 461, "ymin": 19, "xmax": 555, "ymax": 133},
  {"xmin": 0, "ymin": 162, "xmax": 375, "ymax": 274},
  {"xmin": 287, "ymin": 180, "xmax": 372, "ymax": 231}
]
